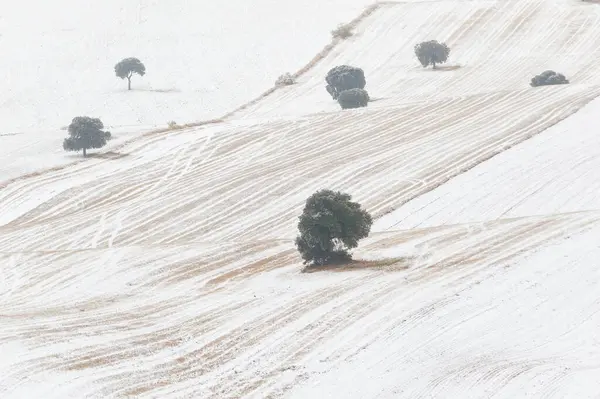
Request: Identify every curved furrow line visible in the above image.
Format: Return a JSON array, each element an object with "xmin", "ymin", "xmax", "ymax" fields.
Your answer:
[
  {"xmin": 58, "ymin": 123, "xmax": 317, "ymax": 245},
  {"xmin": 2, "ymin": 105, "xmax": 428, "ymax": 247},
  {"xmin": 2, "ymin": 245, "xmax": 301, "ymax": 392},
  {"xmin": 76, "ymin": 275, "xmax": 380, "ymax": 398},
  {"xmin": 233, "ymin": 214, "xmax": 598, "ymax": 397},
  {"xmin": 474, "ymin": 0, "xmax": 544, "ymax": 90},
  {"xmin": 1, "ymin": 126, "xmax": 241, "ymax": 228},
  {"xmin": 207, "ymin": 278, "xmax": 414, "ymax": 398},
  {"xmin": 413, "ymin": 213, "xmax": 599, "ymax": 288},
  {"xmin": 370, "ymin": 88, "xmax": 600, "ymax": 215},
  {"xmin": 1, "ymin": 86, "xmax": 596, "ymax": 253},
  {"xmin": 135, "ymin": 270, "xmax": 388, "ymax": 398},
  {"xmin": 300, "ymin": 216, "xmax": 600, "ymax": 397},
  {"xmin": 163, "ymin": 91, "xmax": 576, "ymax": 242},
  {"xmin": 414, "ymin": 359, "xmax": 561, "ymax": 398},
  {"xmin": 0, "ymin": 82, "xmax": 568, "ymax": 234},
  {"xmin": 252, "ymin": 90, "xmax": 595, "ymax": 238},
  {"xmin": 233, "ymin": 0, "xmax": 600, "ymax": 120},
  {"xmin": 0, "ymin": 128, "xmax": 200, "ymax": 225},
  {"xmin": 2, "ymin": 297, "xmax": 259, "ymax": 396}
]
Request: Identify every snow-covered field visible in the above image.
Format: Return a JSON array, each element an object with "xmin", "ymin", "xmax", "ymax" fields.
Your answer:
[
  {"xmin": 0, "ymin": 0, "xmax": 371, "ymax": 181},
  {"xmin": 374, "ymin": 95, "xmax": 600, "ymax": 230},
  {"xmin": 2, "ymin": 0, "xmax": 600, "ymax": 397},
  {"xmin": 233, "ymin": 0, "xmax": 600, "ymax": 119}
]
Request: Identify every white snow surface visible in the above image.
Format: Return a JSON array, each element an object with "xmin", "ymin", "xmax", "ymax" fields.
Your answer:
[{"xmin": 2, "ymin": 0, "xmax": 600, "ymax": 397}]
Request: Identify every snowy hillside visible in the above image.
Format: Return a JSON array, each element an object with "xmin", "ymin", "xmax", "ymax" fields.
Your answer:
[
  {"xmin": 233, "ymin": 0, "xmax": 600, "ymax": 119},
  {"xmin": 2, "ymin": 0, "xmax": 600, "ymax": 397},
  {"xmin": 374, "ymin": 96, "xmax": 600, "ymax": 230},
  {"xmin": 0, "ymin": 0, "xmax": 371, "ymax": 133},
  {"xmin": 0, "ymin": 0, "xmax": 371, "ymax": 180}
]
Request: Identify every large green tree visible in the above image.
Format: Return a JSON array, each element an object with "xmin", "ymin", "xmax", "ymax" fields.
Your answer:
[
  {"xmin": 63, "ymin": 116, "xmax": 111, "ymax": 157},
  {"xmin": 414, "ymin": 40, "xmax": 450, "ymax": 69},
  {"xmin": 295, "ymin": 189, "xmax": 373, "ymax": 266},
  {"xmin": 325, "ymin": 65, "xmax": 366, "ymax": 100}
]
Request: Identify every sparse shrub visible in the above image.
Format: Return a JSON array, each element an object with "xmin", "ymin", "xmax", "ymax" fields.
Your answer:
[
  {"xmin": 295, "ymin": 189, "xmax": 372, "ymax": 266},
  {"xmin": 115, "ymin": 57, "xmax": 146, "ymax": 90},
  {"xmin": 414, "ymin": 40, "xmax": 450, "ymax": 69},
  {"xmin": 530, "ymin": 70, "xmax": 569, "ymax": 87},
  {"xmin": 338, "ymin": 88, "xmax": 369, "ymax": 109},
  {"xmin": 331, "ymin": 23, "xmax": 353, "ymax": 39},
  {"xmin": 63, "ymin": 116, "xmax": 111, "ymax": 157},
  {"xmin": 275, "ymin": 73, "xmax": 296, "ymax": 87},
  {"xmin": 325, "ymin": 65, "xmax": 366, "ymax": 100},
  {"xmin": 167, "ymin": 120, "xmax": 179, "ymax": 129}
]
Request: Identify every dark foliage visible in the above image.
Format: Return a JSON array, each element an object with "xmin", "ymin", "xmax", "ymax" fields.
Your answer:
[
  {"xmin": 414, "ymin": 40, "xmax": 450, "ymax": 69},
  {"xmin": 295, "ymin": 189, "xmax": 372, "ymax": 266},
  {"xmin": 325, "ymin": 65, "xmax": 366, "ymax": 100},
  {"xmin": 530, "ymin": 70, "xmax": 569, "ymax": 87},
  {"xmin": 337, "ymin": 88, "xmax": 369, "ymax": 109},
  {"xmin": 63, "ymin": 116, "xmax": 111, "ymax": 157},
  {"xmin": 115, "ymin": 57, "xmax": 146, "ymax": 90}
]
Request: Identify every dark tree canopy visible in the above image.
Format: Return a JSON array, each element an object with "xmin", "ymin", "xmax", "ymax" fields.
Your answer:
[
  {"xmin": 338, "ymin": 88, "xmax": 369, "ymax": 109},
  {"xmin": 115, "ymin": 57, "xmax": 146, "ymax": 90},
  {"xmin": 325, "ymin": 65, "xmax": 366, "ymax": 100},
  {"xmin": 295, "ymin": 189, "xmax": 373, "ymax": 266},
  {"xmin": 414, "ymin": 40, "xmax": 450, "ymax": 69},
  {"xmin": 530, "ymin": 70, "xmax": 569, "ymax": 87},
  {"xmin": 63, "ymin": 116, "xmax": 111, "ymax": 157}
]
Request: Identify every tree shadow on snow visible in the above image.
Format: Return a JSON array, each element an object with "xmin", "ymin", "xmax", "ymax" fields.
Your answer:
[{"xmin": 301, "ymin": 257, "xmax": 412, "ymax": 273}]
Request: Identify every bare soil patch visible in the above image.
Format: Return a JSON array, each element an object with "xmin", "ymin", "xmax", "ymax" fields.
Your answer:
[
  {"xmin": 88, "ymin": 151, "xmax": 129, "ymax": 160},
  {"xmin": 301, "ymin": 257, "xmax": 411, "ymax": 273},
  {"xmin": 426, "ymin": 65, "xmax": 462, "ymax": 71}
]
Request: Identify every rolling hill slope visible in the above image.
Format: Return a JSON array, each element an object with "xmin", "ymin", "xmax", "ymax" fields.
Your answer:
[
  {"xmin": 2, "ymin": 0, "xmax": 600, "ymax": 397},
  {"xmin": 374, "ymin": 95, "xmax": 600, "ymax": 230},
  {"xmin": 233, "ymin": 0, "xmax": 600, "ymax": 119},
  {"xmin": 0, "ymin": 0, "xmax": 372, "ymax": 181}
]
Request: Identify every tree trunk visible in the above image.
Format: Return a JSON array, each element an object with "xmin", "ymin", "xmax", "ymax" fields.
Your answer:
[
  {"xmin": 127, "ymin": 77, "xmax": 131, "ymax": 90},
  {"xmin": 83, "ymin": 148, "xmax": 87, "ymax": 157},
  {"xmin": 432, "ymin": 61, "xmax": 436, "ymax": 69}
]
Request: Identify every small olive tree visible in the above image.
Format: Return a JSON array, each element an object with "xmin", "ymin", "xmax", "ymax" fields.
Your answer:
[
  {"xmin": 115, "ymin": 57, "xmax": 146, "ymax": 90},
  {"xmin": 338, "ymin": 88, "xmax": 369, "ymax": 109},
  {"xmin": 275, "ymin": 73, "xmax": 296, "ymax": 87},
  {"xmin": 295, "ymin": 189, "xmax": 372, "ymax": 266},
  {"xmin": 530, "ymin": 70, "xmax": 569, "ymax": 87},
  {"xmin": 414, "ymin": 40, "xmax": 450, "ymax": 69},
  {"xmin": 63, "ymin": 116, "xmax": 111, "ymax": 157},
  {"xmin": 331, "ymin": 23, "xmax": 353, "ymax": 39},
  {"xmin": 325, "ymin": 65, "xmax": 366, "ymax": 100}
]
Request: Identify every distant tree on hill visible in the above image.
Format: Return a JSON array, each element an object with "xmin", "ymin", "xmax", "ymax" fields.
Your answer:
[
  {"xmin": 325, "ymin": 65, "xmax": 366, "ymax": 100},
  {"xmin": 414, "ymin": 40, "xmax": 450, "ymax": 69},
  {"xmin": 295, "ymin": 189, "xmax": 372, "ymax": 266},
  {"xmin": 338, "ymin": 88, "xmax": 369, "ymax": 109},
  {"xmin": 63, "ymin": 116, "xmax": 111, "ymax": 157},
  {"xmin": 530, "ymin": 70, "xmax": 569, "ymax": 87},
  {"xmin": 115, "ymin": 57, "xmax": 146, "ymax": 90},
  {"xmin": 331, "ymin": 23, "xmax": 353, "ymax": 39},
  {"xmin": 275, "ymin": 72, "xmax": 296, "ymax": 87}
]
